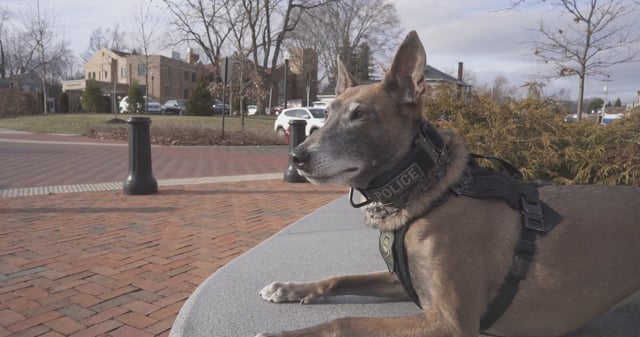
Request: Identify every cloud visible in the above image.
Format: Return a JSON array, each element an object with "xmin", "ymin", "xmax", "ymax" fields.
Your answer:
[
  {"xmin": 4, "ymin": 0, "xmax": 638, "ymax": 104},
  {"xmin": 394, "ymin": 0, "xmax": 639, "ymax": 104}
]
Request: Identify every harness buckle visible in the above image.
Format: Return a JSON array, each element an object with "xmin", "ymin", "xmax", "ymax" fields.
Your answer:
[{"xmin": 520, "ymin": 188, "xmax": 545, "ymax": 232}]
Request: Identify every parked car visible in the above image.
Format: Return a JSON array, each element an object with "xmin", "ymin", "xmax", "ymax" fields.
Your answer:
[
  {"xmin": 212, "ymin": 98, "xmax": 230, "ymax": 114},
  {"xmin": 312, "ymin": 100, "xmax": 332, "ymax": 108},
  {"xmin": 273, "ymin": 107, "xmax": 327, "ymax": 137},
  {"xmin": 119, "ymin": 96, "xmax": 164, "ymax": 114},
  {"xmin": 163, "ymin": 99, "xmax": 187, "ymax": 115},
  {"xmin": 563, "ymin": 113, "xmax": 579, "ymax": 123},
  {"xmin": 601, "ymin": 112, "xmax": 624, "ymax": 125},
  {"xmin": 271, "ymin": 104, "xmax": 284, "ymax": 115},
  {"xmin": 247, "ymin": 105, "xmax": 258, "ymax": 115}
]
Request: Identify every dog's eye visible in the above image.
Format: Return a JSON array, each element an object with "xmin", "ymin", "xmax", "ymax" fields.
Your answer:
[{"xmin": 350, "ymin": 109, "xmax": 367, "ymax": 121}]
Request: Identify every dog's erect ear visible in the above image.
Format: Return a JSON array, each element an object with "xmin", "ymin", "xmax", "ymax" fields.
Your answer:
[
  {"xmin": 384, "ymin": 30, "xmax": 426, "ymax": 105},
  {"xmin": 335, "ymin": 56, "xmax": 358, "ymax": 95}
]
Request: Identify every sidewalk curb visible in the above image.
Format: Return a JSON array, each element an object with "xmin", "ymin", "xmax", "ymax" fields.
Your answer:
[{"xmin": 1, "ymin": 173, "xmax": 282, "ymax": 198}]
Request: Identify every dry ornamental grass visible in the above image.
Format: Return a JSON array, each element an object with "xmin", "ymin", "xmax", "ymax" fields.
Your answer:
[{"xmin": 424, "ymin": 87, "xmax": 640, "ymax": 186}]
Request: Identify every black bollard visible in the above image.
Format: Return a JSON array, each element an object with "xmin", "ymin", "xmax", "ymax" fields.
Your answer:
[
  {"xmin": 123, "ymin": 117, "xmax": 158, "ymax": 195},
  {"xmin": 283, "ymin": 119, "xmax": 308, "ymax": 183}
]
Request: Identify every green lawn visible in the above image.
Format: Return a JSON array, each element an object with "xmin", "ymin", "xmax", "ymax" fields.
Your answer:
[{"xmin": 0, "ymin": 113, "xmax": 277, "ymax": 135}]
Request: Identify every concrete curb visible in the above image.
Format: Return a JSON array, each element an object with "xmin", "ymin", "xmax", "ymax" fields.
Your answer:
[{"xmin": 0, "ymin": 173, "xmax": 282, "ymax": 197}]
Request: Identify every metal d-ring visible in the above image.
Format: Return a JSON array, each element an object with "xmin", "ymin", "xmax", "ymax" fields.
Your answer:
[{"xmin": 349, "ymin": 188, "xmax": 372, "ymax": 208}]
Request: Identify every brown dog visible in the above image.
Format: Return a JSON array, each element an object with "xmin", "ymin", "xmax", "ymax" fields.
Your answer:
[{"xmin": 257, "ymin": 31, "xmax": 640, "ymax": 337}]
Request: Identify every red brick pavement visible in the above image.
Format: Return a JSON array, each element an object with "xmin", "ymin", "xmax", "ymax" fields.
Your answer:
[
  {"xmin": 1, "ymin": 181, "xmax": 348, "ymax": 337},
  {"xmin": 0, "ymin": 132, "xmax": 288, "ymax": 189}
]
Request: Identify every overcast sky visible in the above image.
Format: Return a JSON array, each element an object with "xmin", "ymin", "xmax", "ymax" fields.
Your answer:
[{"xmin": 4, "ymin": 0, "xmax": 639, "ymax": 105}]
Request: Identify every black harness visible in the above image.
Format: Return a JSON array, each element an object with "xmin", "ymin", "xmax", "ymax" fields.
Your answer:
[{"xmin": 351, "ymin": 123, "xmax": 563, "ymax": 333}]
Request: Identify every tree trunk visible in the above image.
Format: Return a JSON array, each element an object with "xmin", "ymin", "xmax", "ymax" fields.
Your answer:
[
  {"xmin": 577, "ymin": 74, "xmax": 585, "ymax": 120},
  {"xmin": 0, "ymin": 39, "xmax": 5, "ymax": 79}
]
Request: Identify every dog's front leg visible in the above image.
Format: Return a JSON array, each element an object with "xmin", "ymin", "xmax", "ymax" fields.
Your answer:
[
  {"xmin": 260, "ymin": 271, "xmax": 408, "ymax": 304},
  {"xmin": 256, "ymin": 313, "xmax": 472, "ymax": 337}
]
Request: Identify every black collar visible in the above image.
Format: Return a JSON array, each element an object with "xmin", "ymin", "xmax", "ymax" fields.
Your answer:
[{"xmin": 350, "ymin": 122, "xmax": 450, "ymax": 209}]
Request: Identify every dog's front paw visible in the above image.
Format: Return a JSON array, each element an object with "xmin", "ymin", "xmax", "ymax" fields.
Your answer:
[{"xmin": 259, "ymin": 281, "xmax": 319, "ymax": 304}]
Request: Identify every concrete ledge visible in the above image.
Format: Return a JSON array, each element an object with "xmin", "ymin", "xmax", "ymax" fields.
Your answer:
[{"xmin": 170, "ymin": 196, "xmax": 640, "ymax": 337}]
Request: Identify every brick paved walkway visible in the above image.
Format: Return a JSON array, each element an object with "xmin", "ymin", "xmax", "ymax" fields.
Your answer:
[
  {"xmin": 1, "ymin": 181, "xmax": 347, "ymax": 337},
  {"xmin": 0, "ymin": 131, "xmax": 288, "ymax": 190}
]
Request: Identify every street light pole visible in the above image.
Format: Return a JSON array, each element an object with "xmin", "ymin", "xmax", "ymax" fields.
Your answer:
[
  {"xmin": 306, "ymin": 71, "xmax": 310, "ymax": 107},
  {"xmin": 112, "ymin": 58, "xmax": 117, "ymax": 117},
  {"xmin": 284, "ymin": 50, "xmax": 289, "ymax": 109},
  {"xmin": 603, "ymin": 85, "xmax": 608, "ymax": 116}
]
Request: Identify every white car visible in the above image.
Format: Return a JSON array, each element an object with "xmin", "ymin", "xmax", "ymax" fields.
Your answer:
[
  {"xmin": 601, "ymin": 112, "xmax": 624, "ymax": 125},
  {"xmin": 119, "ymin": 96, "xmax": 164, "ymax": 114},
  {"xmin": 274, "ymin": 107, "xmax": 327, "ymax": 137}
]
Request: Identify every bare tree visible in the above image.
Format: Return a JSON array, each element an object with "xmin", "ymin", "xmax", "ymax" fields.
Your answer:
[
  {"xmin": 290, "ymin": 0, "xmax": 401, "ymax": 85},
  {"xmin": 239, "ymin": 0, "xmax": 277, "ymax": 113},
  {"xmin": 522, "ymin": 81, "xmax": 546, "ymax": 99},
  {"xmin": 525, "ymin": 0, "xmax": 640, "ymax": 118},
  {"xmin": 81, "ymin": 24, "xmax": 129, "ymax": 61},
  {"xmin": 130, "ymin": 0, "xmax": 162, "ymax": 113},
  {"xmin": 242, "ymin": 0, "xmax": 331, "ymax": 113},
  {"xmin": 17, "ymin": 0, "xmax": 71, "ymax": 114},
  {"xmin": 161, "ymin": 0, "xmax": 234, "ymax": 67},
  {"xmin": 0, "ymin": 6, "xmax": 10, "ymax": 79},
  {"xmin": 225, "ymin": 0, "xmax": 256, "ymax": 121},
  {"xmin": 161, "ymin": 0, "xmax": 330, "ymax": 114},
  {"xmin": 488, "ymin": 75, "xmax": 518, "ymax": 104},
  {"xmin": 5, "ymin": 30, "xmax": 33, "ymax": 75}
]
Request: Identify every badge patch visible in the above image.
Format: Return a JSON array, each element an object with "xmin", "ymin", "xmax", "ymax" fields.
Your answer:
[{"xmin": 379, "ymin": 230, "xmax": 395, "ymax": 273}]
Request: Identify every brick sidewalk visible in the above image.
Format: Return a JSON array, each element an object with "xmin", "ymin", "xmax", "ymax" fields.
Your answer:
[
  {"xmin": 0, "ymin": 132, "xmax": 289, "ymax": 190},
  {"xmin": 1, "ymin": 181, "xmax": 347, "ymax": 337}
]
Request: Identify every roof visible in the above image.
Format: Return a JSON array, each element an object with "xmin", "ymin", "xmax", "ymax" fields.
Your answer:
[
  {"xmin": 425, "ymin": 65, "xmax": 470, "ymax": 87},
  {"xmin": 110, "ymin": 49, "xmax": 131, "ymax": 57},
  {"xmin": 319, "ymin": 64, "xmax": 471, "ymax": 97}
]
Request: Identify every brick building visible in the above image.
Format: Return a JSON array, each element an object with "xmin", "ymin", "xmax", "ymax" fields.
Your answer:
[{"xmin": 62, "ymin": 48, "xmax": 204, "ymax": 113}]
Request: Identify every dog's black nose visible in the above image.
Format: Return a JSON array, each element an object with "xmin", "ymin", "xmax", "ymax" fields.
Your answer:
[{"xmin": 291, "ymin": 147, "xmax": 310, "ymax": 170}]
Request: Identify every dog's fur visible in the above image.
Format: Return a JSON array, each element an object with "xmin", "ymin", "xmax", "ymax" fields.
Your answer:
[{"xmin": 257, "ymin": 31, "xmax": 640, "ymax": 337}]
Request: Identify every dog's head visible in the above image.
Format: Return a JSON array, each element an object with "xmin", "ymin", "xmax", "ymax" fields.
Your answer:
[{"xmin": 292, "ymin": 31, "xmax": 427, "ymax": 189}]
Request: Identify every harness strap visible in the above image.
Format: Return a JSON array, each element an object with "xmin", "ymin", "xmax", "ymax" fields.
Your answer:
[
  {"xmin": 479, "ymin": 224, "xmax": 537, "ymax": 331},
  {"xmin": 379, "ymin": 156, "xmax": 563, "ymax": 333},
  {"xmin": 394, "ymin": 225, "xmax": 421, "ymax": 308},
  {"xmin": 456, "ymin": 159, "xmax": 561, "ymax": 331},
  {"xmin": 379, "ymin": 225, "xmax": 422, "ymax": 308}
]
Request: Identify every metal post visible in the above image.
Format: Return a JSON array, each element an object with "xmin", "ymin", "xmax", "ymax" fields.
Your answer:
[
  {"xmin": 222, "ymin": 81, "xmax": 226, "ymax": 139},
  {"xmin": 600, "ymin": 85, "xmax": 608, "ymax": 124},
  {"xmin": 283, "ymin": 120, "xmax": 308, "ymax": 183},
  {"xmin": 284, "ymin": 55, "xmax": 289, "ymax": 109},
  {"xmin": 123, "ymin": 117, "xmax": 158, "ymax": 195}
]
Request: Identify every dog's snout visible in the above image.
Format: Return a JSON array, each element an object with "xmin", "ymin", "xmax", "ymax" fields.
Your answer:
[{"xmin": 291, "ymin": 147, "xmax": 310, "ymax": 170}]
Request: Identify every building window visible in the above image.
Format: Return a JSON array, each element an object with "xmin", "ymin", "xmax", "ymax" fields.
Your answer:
[
  {"xmin": 192, "ymin": 72, "xmax": 197, "ymax": 82},
  {"xmin": 138, "ymin": 64, "xmax": 146, "ymax": 76},
  {"xmin": 104, "ymin": 71, "xmax": 108, "ymax": 79},
  {"xmin": 121, "ymin": 67, "xmax": 127, "ymax": 78},
  {"xmin": 92, "ymin": 72, "xmax": 96, "ymax": 79},
  {"xmin": 163, "ymin": 65, "xmax": 170, "ymax": 78}
]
